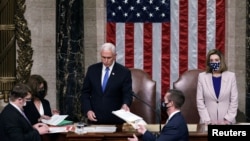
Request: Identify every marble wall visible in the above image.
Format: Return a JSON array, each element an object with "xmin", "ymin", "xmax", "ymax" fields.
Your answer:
[
  {"xmin": 0, "ymin": 0, "xmax": 247, "ymax": 120},
  {"xmin": 225, "ymin": 0, "xmax": 246, "ymax": 116},
  {"xmin": 24, "ymin": 0, "xmax": 57, "ymax": 109}
]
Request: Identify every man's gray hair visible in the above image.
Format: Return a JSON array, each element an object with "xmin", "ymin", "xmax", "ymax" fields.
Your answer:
[{"xmin": 100, "ymin": 43, "xmax": 116, "ymax": 54}]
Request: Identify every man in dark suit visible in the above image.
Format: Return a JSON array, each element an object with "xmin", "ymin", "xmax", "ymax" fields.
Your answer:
[
  {"xmin": 0, "ymin": 83, "xmax": 49, "ymax": 141},
  {"xmin": 81, "ymin": 42, "xmax": 133, "ymax": 124},
  {"xmin": 128, "ymin": 89, "xmax": 189, "ymax": 141}
]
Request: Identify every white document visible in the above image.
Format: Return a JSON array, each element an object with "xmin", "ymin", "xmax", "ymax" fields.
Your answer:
[
  {"xmin": 112, "ymin": 109, "xmax": 147, "ymax": 129},
  {"xmin": 95, "ymin": 126, "xmax": 117, "ymax": 132},
  {"xmin": 83, "ymin": 126, "xmax": 117, "ymax": 133},
  {"xmin": 49, "ymin": 127, "xmax": 68, "ymax": 133},
  {"xmin": 41, "ymin": 115, "xmax": 68, "ymax": 126}
]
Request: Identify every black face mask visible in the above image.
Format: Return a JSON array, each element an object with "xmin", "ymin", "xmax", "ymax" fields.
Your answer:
[
  {"xmin": 37, "ymin": 90, "xmax": 46, "ymax": 100},
  {"xmin": 23, "ymin": 100, "xmax": 32, "ymax": 107}
]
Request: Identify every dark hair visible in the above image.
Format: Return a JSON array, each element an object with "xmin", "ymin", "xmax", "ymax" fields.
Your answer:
[
  {"xmin": 26, "ymin": 74, "xmax": 48, "ymax": 98},
  {"xmin": 205, "ymin": 49, "xmax": 227, "ymax": 73},
  {"xmin": 9, "ymin": 83, "xmax": 31, "ymax": 101},
  {"xmin": 167, "ymin": 89, "xmax": 185, "ymax": 109}
]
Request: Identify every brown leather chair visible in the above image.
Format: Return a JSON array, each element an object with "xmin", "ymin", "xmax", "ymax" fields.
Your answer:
[
  {"xmin": 173, "ymin": 69, "xmax": 204, "ymax": 123},
  {"xmin": 129, "ymin": 68, "xmax": 157, "ymax": 124}
]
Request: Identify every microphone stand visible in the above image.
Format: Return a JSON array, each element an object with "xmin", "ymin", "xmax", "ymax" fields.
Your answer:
[{"xmin": 132, "ymin": 92, "xmax": 162, "ymax": 132}]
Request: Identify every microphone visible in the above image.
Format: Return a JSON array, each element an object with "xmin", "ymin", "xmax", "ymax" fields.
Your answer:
[{"xmin": 132, "ymin": 92, "xmax": 162, "ymax": 132}]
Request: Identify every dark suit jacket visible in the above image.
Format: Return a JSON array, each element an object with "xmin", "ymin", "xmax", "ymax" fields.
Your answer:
[
  {"xmin": 81, "ymin": 62, "xmax": 133, "ymax": 124},
  {"xmin": 24, "ymin": 99, "xmax": 52, "ymax": 125},
  {"xmin": 0, "ymin": 104, "xmax": 41, "ymax": 141},
  {"xmin": 142, "ymin": 112, "xmax": 189, "ymax": 141}
]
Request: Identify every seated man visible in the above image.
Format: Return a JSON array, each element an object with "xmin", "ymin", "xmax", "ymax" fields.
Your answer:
[
  {"xmin": 128, "ymin": 89, "xmax": 189, "ymax": 141},
  {"xmin": 0, "ymin": 83, "xmax": 49, "ymax": 141}
]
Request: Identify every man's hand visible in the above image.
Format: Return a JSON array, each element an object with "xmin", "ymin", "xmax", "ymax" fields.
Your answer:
[
  {"xmin": 33, "ymin": 123, "xmax": 49, "ymax": 135},
  {"xmin": 121, "ymin": 104, "xmax": 130, "ymax": 111},
  {"xmin": 87, "ymin": 110, "xmax": 97, "ymax": 121},
  {"xmin": 136, "ymin": 124, "xmax": 147, "ymax": 134},
  {"xmin": 127, "ymin": 134, "xmax": 138, "ymax": 141}
]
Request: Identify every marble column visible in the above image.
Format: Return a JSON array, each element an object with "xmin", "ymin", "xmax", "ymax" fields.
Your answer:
[
  {"xmin": 56, "ymin": 0, "xmax": 84, "ymax": 121},
  {"xmin": 246, "ymin": 0, "xmax": 250, "ymax": 122}
]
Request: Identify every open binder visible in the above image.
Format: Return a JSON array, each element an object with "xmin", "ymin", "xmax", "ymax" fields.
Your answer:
[{"xmin": 41, "ymin": 115, "xmax": 73, "ymax": 126}]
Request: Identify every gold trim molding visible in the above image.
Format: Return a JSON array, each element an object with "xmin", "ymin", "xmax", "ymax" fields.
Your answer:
[
  {"xmin": 0, "ymin": 24, "xmax": 15, "ymax": 30},
  {"xmin": 0, "ymin": 0, "xmax": 33, "ymax": 102},
  {"xmin": 15, "ymin": 0, "xmax": 33, "ymax": 83}
]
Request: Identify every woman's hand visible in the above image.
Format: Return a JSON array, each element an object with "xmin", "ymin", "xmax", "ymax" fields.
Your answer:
[
  {"xmin": 38, "ymin": 115, "xmax": 51, "ymax": 122},
  {"xmin": 52, "ymin": 109, "xmax": 60, "ymax": 115}
]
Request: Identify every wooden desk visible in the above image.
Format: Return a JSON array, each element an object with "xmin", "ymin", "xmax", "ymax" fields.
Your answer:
[
  {"xmin": 42, "ymin": 124, "xmax": 208, "ymax": 141},
  {"xmin": 66, "ymin": 132, "xmax": 139, "ymax": 141},
  {"xmin": 66, "ymin": 124, "xmax": 140, "ymax": 141},
  {"xmin": 188, "ymin": 124, "xmax": 207, "ymax": 141}
]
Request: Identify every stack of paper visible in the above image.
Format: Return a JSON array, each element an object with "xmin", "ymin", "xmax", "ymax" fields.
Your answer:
[
  {"xmin": 49, "ymin": 127, "xmax": 68, "ymax": 133},
  {"xmin": 112, "ymin": 109, "xmax": 147, "ymax": 129},
  {"xmin": 83, "ymin": 126, "xmax": 117, "ymax": 133}
]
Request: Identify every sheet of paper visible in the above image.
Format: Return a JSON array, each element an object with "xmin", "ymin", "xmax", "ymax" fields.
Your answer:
[
  {"xmin": 112, "ymin": 109, "xmax": 147, "ymax": 129},
  {"xmin": 112, "ymin": 109, "xmax": 143, "ymax": 122},
  {"xmin": 129, "ymin": 119, "xmax": 147, "ymax": 129},
  {"xmin": 41, "ymin": 115, "xmax": 68, "ymax": 126}
]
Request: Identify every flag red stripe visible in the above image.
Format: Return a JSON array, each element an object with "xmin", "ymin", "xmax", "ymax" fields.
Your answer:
[
  {"xmin": 161, "ymin": 23, "xmax": 171, "ymax": 97},
  {"xmin": 106, "ymin": 22, "xmax": 116, "ymax": 45},
  {"xmin": 216, "ymin": 0, "xmax": 225, "ymax": 54},
  {"xmin": 143, "ymin": 23, "xmax": 153, "ymax": 76},
  {"xmin": 125, "ymin": 23, "xmax": 134, "ymax": 68},
  {"xmin": 179, "ymin": 0, "xmax": 189, "ymax": 74},
  {"xmin": 197, "ymin": 0, "xmax": 207, "ymax": 69}
]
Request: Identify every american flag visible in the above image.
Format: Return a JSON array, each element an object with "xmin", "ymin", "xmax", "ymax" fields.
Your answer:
[{"xmin": 106, "ymin": 0, "xmax": 225, "ymax": 99}]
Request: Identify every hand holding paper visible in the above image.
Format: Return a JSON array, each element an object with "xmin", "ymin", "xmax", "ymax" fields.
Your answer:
[{"xmin": 112, "ymin": 109, "xmax": 147, "ymax": 129}]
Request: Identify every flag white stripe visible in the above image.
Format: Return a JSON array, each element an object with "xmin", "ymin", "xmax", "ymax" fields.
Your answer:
[
  {"xmin": 170, "ymin": 0, "xmax": 180, "ymax": 89},
  {"xmin": 116, "ymin": 23, "xmax": 125, "ymax": 65},
  {"xmin": 207, "ymin": 0, "xmax": 216, "ymax": 52},
  {"xmin": 188, "ymin": 0, "xmax": 198, "ymax": 70},
  {"xmin": 134, "ymin": 23, "xmax": 144, "ymax": 69},
  {"xmin": 152, "ymin": 23, "xmax": 162, "ymax": 98}
]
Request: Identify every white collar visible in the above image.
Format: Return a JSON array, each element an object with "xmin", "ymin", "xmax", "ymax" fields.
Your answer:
[
  {"xmin": 10, "ymin": 102, "xmax": 23, "ymax": 114},
  {"xmin": 167, "ymin": 110, "xmax": 180, "ymax": 121},
  {"xmin": 103, "ymin": 61, "xmax": 115, "ymax": 71}
]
